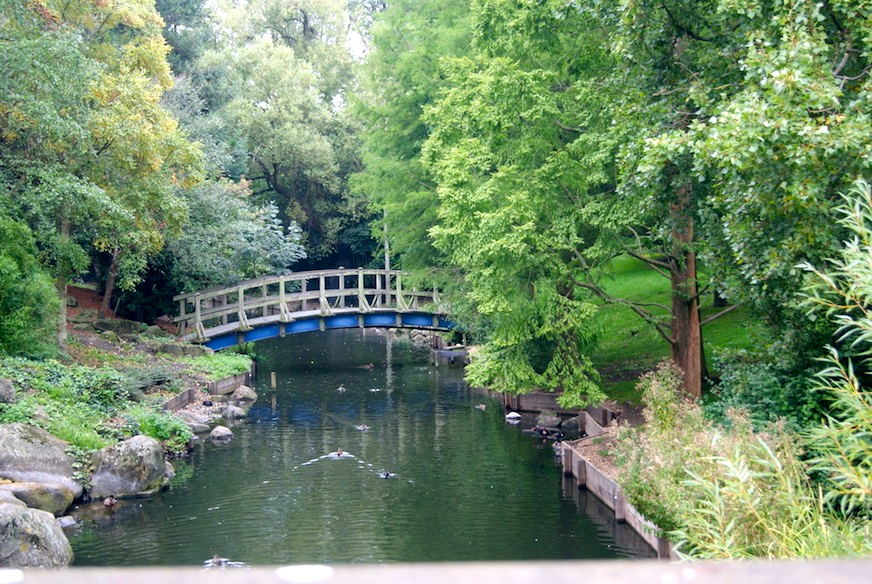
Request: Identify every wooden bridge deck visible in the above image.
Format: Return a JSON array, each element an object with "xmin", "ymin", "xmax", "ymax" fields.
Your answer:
[{"xmin": 173, "ymin": 268, "xmax": 451, "ymax": 347}]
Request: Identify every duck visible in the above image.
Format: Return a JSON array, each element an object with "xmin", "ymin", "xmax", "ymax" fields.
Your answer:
[
  {"xmin": 505, "ymin": 411, "xmax": 522, "ymax": 419},
  {"xmin": 475, "ymin": 404, "xmax": 486, "ymax": 411},
  {"xmin": 102, "ymin": 495, "xmax": 117, "ymax": 508},
  {"xmin": 378, "ymin": 470, "xmax": 396, "ymax": 479},
  {"xmin": 355, "ymin": 424, "xmax": 369, "ymax": 431},
  {"xmin": 337, "ymin": 384, "xmax": 346, "ymax": 392}
]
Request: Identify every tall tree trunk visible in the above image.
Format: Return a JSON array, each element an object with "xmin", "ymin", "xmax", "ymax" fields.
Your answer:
[
  {"xmin": 99, "ymin": 247, "xmax": 121, "ymax": 319},
  {"xmin": 669, "ymin": 185, "xmax": 703, "ymax": 398},
  {"xmin": 56, "ymin": 215, "xmax": 70, "ymax": 352}
]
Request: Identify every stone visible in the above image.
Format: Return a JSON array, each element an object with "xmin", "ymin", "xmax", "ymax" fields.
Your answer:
[
  {"xmin": 230, "ymin": 385, "xmax": 258, "ymax": 402},
  {"xmin": 0, "ymin": 491, "xmax": 26, "ymax": 507},
  {"xmin": 178, "ymin": 410, "xmax": 209, "ymax": 424},
  {"xmin": 118, "ymin": 333, "xmax": 140, "ymax": 342},
  {"xmin": 0, "ymin": 482, "xmax": 74, "ymax": 516},
  {"xmin": 65, "ymin": 295, "xmax": 78, "ymax": 308},
  {"xmin": 92, "ymin": 318, "xmax": 147, "ymax": 335},
  {"xmin": 164, "ymin": 462, "xmax": 175, "ymax": 482},
  {"xmin": 561, "ymin": 416, "xmax": 581, "ymax": 432},
  {"xmin": 222, "ymin": 405, "xmax": 247, "ymax": 420},
  {"xmin": 68, "ymin": 308, "xmax": 98, "ymax": 324},
  {"xmin": 187, "ymin": 422, "xmax": 210, "ymax": 434},
  {"xmin": 142, "ymin": 325, "xmax": 172, "ymax": 338},
  {"xmin": 536, "ymin": 409, "xmax": 562, "ymax": 429},
  {"xmin": 0, "ymin": 505, "xmax": 74, "ymax": 567},
  {"xmin": 209, "ymin": 426, "xmax": 233, "ymax": 441},
  {"xmin": 89, "ymin": 435, "xmax": 166, "ymax": 499},
  {"xmin": 0, "ymin": 424, "xmax": 83, "ymax": 499},
  {"xmin": 56, "ymin": 515, "xmax": 76, "ymax": 529},
  {"xmin": 0, "ymin": 378, "xmax": 15, "ymax": 404},
  {"xmin": 156, "ymin": 343, "xmax": 213, "ymax": 357}
]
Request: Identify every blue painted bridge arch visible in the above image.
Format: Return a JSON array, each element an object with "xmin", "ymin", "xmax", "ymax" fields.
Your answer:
[
  {"xmin": 203, "ymin": 310, "xmax": 456, "ymax": 351},
  {"xmin": 173, "ymin": 269, "xmax": 455, "ymax": 349}
]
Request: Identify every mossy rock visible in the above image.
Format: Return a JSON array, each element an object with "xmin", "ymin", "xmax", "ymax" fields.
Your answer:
[{"xmin": 92, "ymin": 318, "xmax": 147, "ymax": 335}]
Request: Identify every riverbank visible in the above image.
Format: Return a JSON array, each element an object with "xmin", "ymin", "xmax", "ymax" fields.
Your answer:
[{"xmin": 0, "ymin": 291, "xmax": 254, "ymax": 567}]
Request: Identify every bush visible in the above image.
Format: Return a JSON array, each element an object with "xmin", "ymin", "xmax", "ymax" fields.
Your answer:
[
  {"xmin": 705, "ymin": 350, "xmax": 820, "ymax": 432},
  {"xmin": 0, "ymin": 217, "xmax": 61, "ymax": 358},
  {"xmin": 122, "ymin": 405, "xmax": 193, "ymax": 456}
]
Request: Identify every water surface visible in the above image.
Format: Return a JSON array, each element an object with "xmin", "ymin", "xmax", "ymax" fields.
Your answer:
[{"xmin": 69, "ymin": 330, "xmax": 655, "ymax": 565}]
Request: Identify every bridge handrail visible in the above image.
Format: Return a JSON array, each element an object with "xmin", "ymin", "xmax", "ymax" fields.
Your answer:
[{"xmin": 172, "ymin": 268, "xmax": 443, "ymax": 341}]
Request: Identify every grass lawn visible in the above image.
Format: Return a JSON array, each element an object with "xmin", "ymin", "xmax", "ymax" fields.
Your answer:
[{"xmin": 590, "ymin": 256, "xmax": 769, "ymax": 404}]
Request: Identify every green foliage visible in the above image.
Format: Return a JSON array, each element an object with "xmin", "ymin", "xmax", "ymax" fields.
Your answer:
[
  {"xmin": 0, "ymin": 217, "xmax": 61, "ymax": 358},
  {"xmin": 122, "ymin": 404, "xmax": 193, "ymax": 456},
  {"xmin": 167, "ymin": 180, "xmax": 306, "ymax": 292},
  {"xmin": 705, "ymin": 350, "xmax": 820, "ymax": 432},
  {"xmin": 800, "ymin": 179, "xmax": 872, "ymax": 517},
  {"xmin": 177, "ymin": 352, "xmax": 252, "ymax": 381},
  {"xmin": 617, "ymin": 362, "xmax": 872, "ymax": 558}
]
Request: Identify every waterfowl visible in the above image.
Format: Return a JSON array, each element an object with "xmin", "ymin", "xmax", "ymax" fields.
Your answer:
[
  {"xmin": 378, "ymin": 470, "xmax": 396, "ymax": 479},
  {"xmin": 475, "ymin": 404, "xmax": 486, "ymax": 411},
  {"xmin": 103, "ymin": 495, "xmax": 117, "ymax": 508},
  {"xmin": 337, "ymin": 384, "xmax": 346, "ymax": 392},
  {"xmin": 505, "ymin": 411, "xmax": 522, "ymax": 419},
  {"xmin": 355, "ymin": 424, "xmax": 369, "ymax": 431}
]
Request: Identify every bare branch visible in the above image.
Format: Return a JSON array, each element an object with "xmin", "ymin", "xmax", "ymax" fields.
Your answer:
[{"xmin": 700, "ymin": 303, "xmax": 741, "ymax": 327}]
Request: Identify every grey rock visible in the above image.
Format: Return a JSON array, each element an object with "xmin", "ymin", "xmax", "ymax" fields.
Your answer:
[
  {"xmin": 68, "ymin": 308, "xmax": 98, "ymax": 324},
  {"xmin": 178, "ymin": 410, "xmax": 209, "ymax": 424},
  {"xmin": 0, "ymin": 505, "xmax": 73, "ymax": 567},
  {"xmin": 89, "ymin": 435, "xmax": 166, "ymax": 499},
  {"xmin": 187, "ymin": 422, "xmax": 210, "ymax": 433},
  {"xmin": 164, "ymin": 461, "xmax": 175, "ymax": 482},
  {"xmin": 92, "ymin": 318, "xmax": 147, "ymax": 335},
  {"xmin": 142, "ymin": 325, "xmax": 172, "ymax": 338},
  {"xmin": 561, "ymin": 416, "xmax": 581, "ymax": 432},
  {"xmin": 56, "ymin": 515, "xmax": 76, "ymax": 529},
  {"xmin": 0, "ymin": 482, "xmax": 74, "ymax": 516},
  {"xmin": 222, "ymin": 405, "xmax": 247, "ymax": 420},
  {"xmin": 536, "ymin": 409, "xmax": 562, "ymax": 428},
  {"xmin": 65, "ymin": 295, "xmax": 78, "ymax": 308},
  {"xmin": 0, "ymin": 423, "xmax": 83, "ymax": 499},
  {"xmin": 156, "ymin": 343, "xmax": 213, "ymax": 357},
  {"xmin": 0, "ymin": 378, "xmax": 15, "ymax": 404},
  {"xmin": 209, "ymin": 426, "xmax": 233, "ymax": 441},
  {"xmin": 230, "ymin": 385, "xmax": 257, "ymax": 402},
  {"xmin": 0, "ymin": 490, "xmax": 26, "ymax": 507}
]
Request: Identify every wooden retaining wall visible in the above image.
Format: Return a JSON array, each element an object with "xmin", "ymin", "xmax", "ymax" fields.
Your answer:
[
  {"xmin": 162, "ymin": 363, "xmax": 257, "ymax": 410},
  {"xmin": 497, "ymin": 390, "xmax": 615, "ymax": 426},
  {"xmin": 561, "ymin": 442, "xmax": 674, "ymax": 559}
]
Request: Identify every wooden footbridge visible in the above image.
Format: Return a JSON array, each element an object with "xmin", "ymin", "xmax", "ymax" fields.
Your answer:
[{"xmin": 173, "ymin": 268, "xmax": 454, "ymax": 350}]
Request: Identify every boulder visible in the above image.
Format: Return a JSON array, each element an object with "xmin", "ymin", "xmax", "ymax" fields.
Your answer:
[
  {"xmin": 68, "ymin": 308, "xmax": 98, "ymax": 324},
  {"xmin": 0, "ymin": 505, "xmax": 73, "ymax": 567},
  {"xmin": 164, "ymin": 462, "xmax": 175, "ymax": 483},
  {"xmin": 187, "ymin": 422, "xmax": 210, "ymax": 434},
  {"xmin": 0, "ymin": 491, "xmax": 26, "ymax": 508},
  {"xmin": 0, "ymin": 482, "xmax": 74, "ymax": 516},
  {"xmin": 0, "ymin": 424, "xmax": 83, "ymax": 499},
  {"xmin": 178, "ymin": 410, "xmax": 209, "ymax": 424},
  {"xmin": 92, "ymin": 318, "xmax": 147, "ymax": 335},
  {"xmin": 536, "ymin": 409, "xmax": 562, "ymax": 429},
  {"xmin": 65, "ymin": 295, "xmax": 78, "ymax": 308},
  {"xmin": 209, "ymin": 426, "xmax": 233, "ymax": 441},
  {"xmin": 222, "ymin": 405, "xmax": 247, "ymax": 420},
  {"xmin": 142, "ymin": 325, "xmax": 172, "ymax": 338},
  {"xmin": 561, "ymin": 416, "xmax": 581, "ymax": 432},
  {"xmin": 0, "ymin": 378, "xmax": 14, "ymax": 404},
  {"xmin": 230, "ymin": 385, "xmax": 258, "ymax": 402},
  {"xmin": 89, "ymin": 435, "xmax": 166, "ymax": 499},
  {"xmin": 156, "ymin": 343, "xmax": 213, "ymax": 357}
]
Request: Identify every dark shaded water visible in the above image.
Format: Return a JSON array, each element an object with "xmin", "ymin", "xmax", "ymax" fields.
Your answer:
[{"xmin": 68, "ymin": 330, "xmax": 655, "ymax": 565}]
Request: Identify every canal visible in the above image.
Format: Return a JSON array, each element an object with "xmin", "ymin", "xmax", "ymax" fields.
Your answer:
[{"xmin": 68, "ymin": 330, "xmax": 655, "ymax": 565}]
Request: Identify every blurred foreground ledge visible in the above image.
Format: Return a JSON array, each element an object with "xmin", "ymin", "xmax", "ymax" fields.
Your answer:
[{"xmin": 3, "ymin": 559, "xmax": 871, "ymax": 584}]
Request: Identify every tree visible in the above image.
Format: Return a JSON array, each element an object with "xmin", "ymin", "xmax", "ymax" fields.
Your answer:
[
  {"xmin": 204, "ymin": 0, "xmax": 367, "ymax": 264},
  {"xmin": 353, "ymin": 0, "xmax": 473, "ymax": 271}
]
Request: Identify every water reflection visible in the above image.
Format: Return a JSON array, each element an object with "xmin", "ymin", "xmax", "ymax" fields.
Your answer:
[{"xmin": 68, "ymin": 330, "xmax": 655, "ymax": 565}]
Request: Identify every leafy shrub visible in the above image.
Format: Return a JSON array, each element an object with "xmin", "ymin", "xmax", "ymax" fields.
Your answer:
[
  {"xmin": 122, "ymin": 405, "xmax": 193, "ymax": 456},
  {"xmin": 705, "ymin": 350, "xmax": 820, "ymax": 432},
  {"xmin": 179, "ymin": 352, "xmax": 252, "ymax": 381},
  {"xmin": 0, "ymin": 217, "xmax": 61, "ymax": 358}
]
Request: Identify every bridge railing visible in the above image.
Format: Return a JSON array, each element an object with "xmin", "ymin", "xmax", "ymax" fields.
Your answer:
[{"xmin": 173, "ymin": 268, "xmax": 441, "ymax": 341}]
